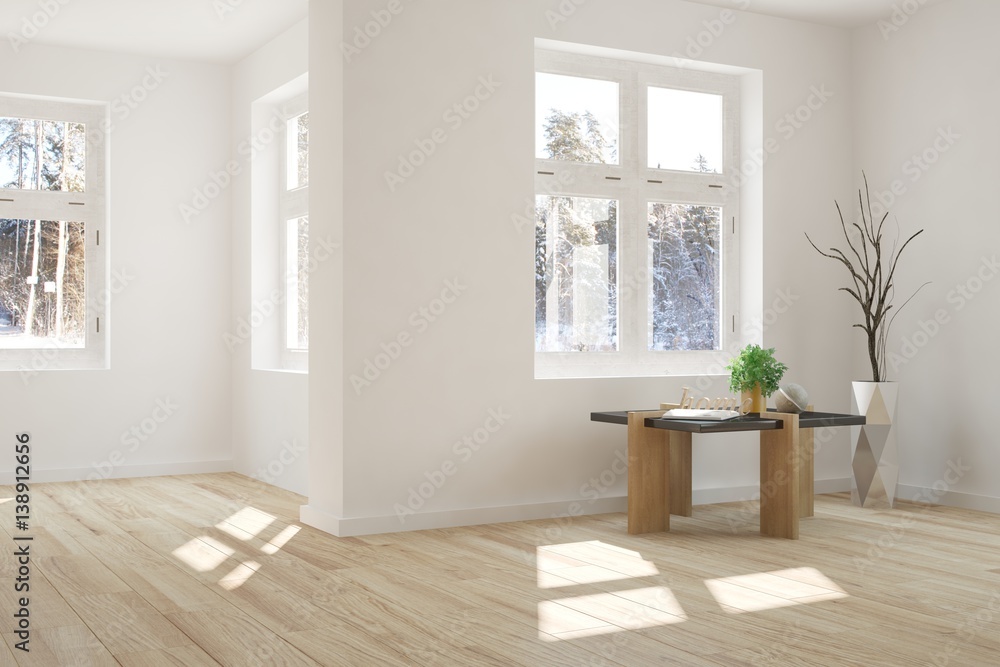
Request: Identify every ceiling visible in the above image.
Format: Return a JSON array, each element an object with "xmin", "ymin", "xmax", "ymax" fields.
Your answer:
[
  {"xmin": 0, "ymin": 0, "xmax": 953, "ymax": 66},
  {"xmin": 0, "ymin": 0, "xmax": 309, "ymax": 64},
  {"xmin": 684, "ymin": 0, "xmax": 953, "ymax": 28}
]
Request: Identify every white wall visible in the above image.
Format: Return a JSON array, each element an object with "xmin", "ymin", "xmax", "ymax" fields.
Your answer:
[
  {"xmin": 231, "ymin": 20, "xmax": 310, "ymax": 495},
  {"xmin": 305, "ymin": 0, "xmax": 857, "ymax": 535},
  {"xmin": 0, "ymin": 44, "xmax": 232, "ymax": 481},
  {"xmin": 853, "ymin": 0, "xmax": 1000, "ymax": 510}
]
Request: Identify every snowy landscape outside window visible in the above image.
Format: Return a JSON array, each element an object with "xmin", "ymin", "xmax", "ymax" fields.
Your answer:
[
  {"xmin": 534, "ymin": 50, "xmax": 740, "ymax": 378},
  {"xmin": 0, "ymin": 97, "xmax": 107, "ymax": 371}
]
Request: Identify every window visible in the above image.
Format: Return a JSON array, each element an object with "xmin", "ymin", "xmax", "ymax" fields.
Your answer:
[
  {"xmin": 0, "ymin": 95, "xmax": 107, "ymax": 372},
  {"xmin": 534, "ymin": 51, "xmax": 740, "ymax": 378},
  {"xmin": 281, "ymin": 95, "xmax": 308, "ymax": 356},
  {"xmin": 251, "ymin": 77, "xmax": 308, "ymax": 374}
]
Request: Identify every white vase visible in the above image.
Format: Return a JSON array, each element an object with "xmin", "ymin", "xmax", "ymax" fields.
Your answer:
[{"xmin": 850, "ymin": 381, "xmax": 899, "ymax": 508}]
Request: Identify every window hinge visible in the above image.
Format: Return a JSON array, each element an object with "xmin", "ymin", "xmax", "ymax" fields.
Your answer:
[
  {"xmin": 732, "ymin": 315, "xmax": 736, "ymax": 333},
  {"xmin": 96, "ymin": 230, "xmax": 100, "ymax": 246},
  {"xmin": 0, "ymin": 197, "xmax": 13, "ymax": 202},
  {"xmin": 732, "ymin": 217, "xmax": 735, "ymax": 234},
  {"xmin": 537, "ymin": 170, "xmax": 555, "ymax": 176},
  {"xmin": 709, "ymin": 184, "xmax": 723, "ymax": 189},
  {"xmin": 605, "ymin": 176, "xmax": 621, "ymax": 181},
  {"xmin": 96, "ymin": 317, "xmax": 100, "ymax": 334}
]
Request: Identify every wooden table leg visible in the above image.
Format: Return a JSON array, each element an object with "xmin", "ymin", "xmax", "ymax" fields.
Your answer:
[
  {"xmin": 669, "ymin": 431, "xmax": 693, "ymax": 517},
  {"xmin": 759, "ymin": 412, "xmax": 800, "ymax": 539},
  {"xmin": 799, "ymin": 413, "xmax": 815, "ymax": 518},
  {"xmin": 627, "ymin": 411, "xmax": 671, "ymax": 534},
  {"xmin": 660, "ymin": 402, "xmax": 693, "ymax": 517}
]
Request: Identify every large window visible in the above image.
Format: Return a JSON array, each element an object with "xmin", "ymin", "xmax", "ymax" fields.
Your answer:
[
  {"xmin": 535, "ymin": 51, "xmax": 740, "ymax": 377},
  {"xmin": 0, "ymin": 96, "xmax": 107, "ymax": 371}
]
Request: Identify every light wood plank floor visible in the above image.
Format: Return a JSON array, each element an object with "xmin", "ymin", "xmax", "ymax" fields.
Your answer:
[{"xmin": 2, "ymin": 473, "xmax": 999, "ymax": 666}]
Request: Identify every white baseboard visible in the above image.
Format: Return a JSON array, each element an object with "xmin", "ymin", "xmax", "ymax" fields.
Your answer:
[
  {"xmin": 305, "ymin": 496, "xmax": 629, "ymax": 537},
  {"xmin": 299, "ymin": 503, "xmax": 345, "ymax": 536},
  {"xmin": 300, "ymin": 477, "xmax": 857, "ymax": 537},
  {"xmin": 2, "ymin": 460, "xmax": 234, "ymax": 485},
  {"xmin": 897, "ymin": 484, "xmax": 1000, "ymax": 514},
  {"xmin": 815, "ymin": 477, "xmax": 852, "ymax": 494},
  {"xmin": 693, "ymin": 476, "xmax": 850, "ymax": 506}
]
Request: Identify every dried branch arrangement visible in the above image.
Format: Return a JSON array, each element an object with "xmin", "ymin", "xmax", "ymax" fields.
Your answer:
[{"xmin": 805, "ymin": 174, "xmax": 927, "ymax": 382}]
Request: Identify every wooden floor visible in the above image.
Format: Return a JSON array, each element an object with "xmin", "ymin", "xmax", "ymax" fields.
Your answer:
[{"xmin": 2, "ymin": 474, "xmax": 999, "ymax": 666}]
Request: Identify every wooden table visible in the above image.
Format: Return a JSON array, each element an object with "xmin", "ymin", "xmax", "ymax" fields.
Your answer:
[{"xmin": 590, "ymin": 408, "xmax": 865, "ymax": 539}]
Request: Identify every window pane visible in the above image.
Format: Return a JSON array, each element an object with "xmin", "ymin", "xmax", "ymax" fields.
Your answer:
[
  {"xmin": 0, "ymin": 117, "xmax": 86, "ymax": 192},
  {"xmin": 647, "ymin": 87, "xmax": 722, "ymax": 173},
  {"xmin": 0, "ymin": 219, "xmax": 86, "ymax": 348},
  {"xmin": 536, "ymin": 73, "xmax": 618, "ymax": 165},
  {"xmin": 285, "ymin": 216, "xmax": 308, "ymax": 349},
  {"xmin": 647, "ymin": 202, "xmax": 721, "ymax": 351},
  {"xmin": 535, "ymin": 196, "xmax": 617, "ymax": 352},
  {"xmin": 286, "ymin": 112, "xmax": 308, "ymax": 190}
]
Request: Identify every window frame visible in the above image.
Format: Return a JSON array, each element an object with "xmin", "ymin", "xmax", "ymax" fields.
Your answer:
[
  {"xmin": 0, "ymin": 94, "xmax": 108, "ymax": 372},
  {"xmin": 534, "ymin": 50, "xmax": 740, "ymax": 378}
]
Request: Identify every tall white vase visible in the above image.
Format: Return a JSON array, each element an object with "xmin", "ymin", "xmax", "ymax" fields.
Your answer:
[{"xmin": 850, "ymin": 381, "xmax": 899, "ymax": 508}]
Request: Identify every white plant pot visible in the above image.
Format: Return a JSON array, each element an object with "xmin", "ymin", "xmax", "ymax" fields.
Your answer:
[{"xmin": 850, "ymin": 381, "xmax": 899, "ymax": 508}]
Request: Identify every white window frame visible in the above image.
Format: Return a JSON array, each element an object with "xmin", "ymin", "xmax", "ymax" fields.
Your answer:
[
  {"xmin": 279, "ymin": 93, "xmax": 308, "ymax": 370},
  {"xmin": 0, "ymin": 94, "xmax": 108, "ymax": 372},
  {"xmin": 534, "ymin": 50, "xmax": 740, "ymax": 379}
]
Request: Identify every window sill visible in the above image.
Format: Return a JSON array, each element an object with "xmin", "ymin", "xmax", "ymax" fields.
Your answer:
[{"xmin": 535, "ymin": 351, "xmax": 731, "ymax": 379}]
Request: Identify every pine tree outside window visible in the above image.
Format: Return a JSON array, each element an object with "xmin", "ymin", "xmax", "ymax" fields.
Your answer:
[{"xmin": 534, "ymin": 50, "xmax": 740, "ymax": 378}]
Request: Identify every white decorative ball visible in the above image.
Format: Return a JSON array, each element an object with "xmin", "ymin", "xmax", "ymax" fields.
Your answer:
[{"xmin": 775, "ymin": 383, "xmax": 809, "ymax": 413}]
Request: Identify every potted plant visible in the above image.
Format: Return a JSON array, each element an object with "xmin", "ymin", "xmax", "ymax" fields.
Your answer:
[
  {"xmin": 805, "ymin": 173, "xmax": 926, "ymax": 508},
  {"xmin": 726, "ymin": 344, "xmax": 788, "ymax": 414}
]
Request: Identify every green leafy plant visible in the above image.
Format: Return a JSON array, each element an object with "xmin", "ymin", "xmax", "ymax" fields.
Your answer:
[
  {"xmin": 805, "ymin": 173, "xmax": 927, "ymax": 382},
  {"xmin": 726, "ymin": 344, "xmax": 788, "ymax": 397}
]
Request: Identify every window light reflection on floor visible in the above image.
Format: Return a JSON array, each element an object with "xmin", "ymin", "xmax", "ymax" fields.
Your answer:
[
  {"xmin": 536, "ymin": 541, "xmax": 659, "ymax": 588},
  {"xmin": 536, "ymin": 541, "xmax": 686, "ymax": 641},
  {"xmin": 172, "ymin": 506, "xmax": 304, "ymax": 592},
  {"xmin": 704, "ymin": 567, "xmax": 848, "ymax": 614},
  {"xmin": 261, "ymin": 525, "xmax": 301, "ymax": 555},
  {"xmin": 218, "ymin": 560, "xmax": 262, "ymax": 590},
  {"xmin": 172, "ymin": 536, "xmax": 234, "ymax": 573},
  {"xmin": 539, "ymin": 587, "xmax": 688, "ymax": 640},
  {"xmin": 215, "ymin": 506, "xmax": 276, "ymax": 540}
]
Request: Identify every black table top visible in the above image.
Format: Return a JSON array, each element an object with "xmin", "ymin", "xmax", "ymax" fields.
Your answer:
[{"xmin": 590, "ymin": 410, "xmax": 865, "ymax": 433}]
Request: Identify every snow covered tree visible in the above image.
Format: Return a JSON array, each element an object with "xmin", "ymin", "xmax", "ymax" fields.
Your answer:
[
  {"xmin": 0, "ymin": 116, "xmax": 87, "ymax": 342},
  {"xmin": 536, "ymin": 110, "xmax": 617, "ymax": 351}
]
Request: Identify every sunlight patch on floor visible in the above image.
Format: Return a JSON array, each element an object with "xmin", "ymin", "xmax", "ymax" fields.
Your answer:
[
  {"xmin": 174, "ymin": 507, "xmax": 298, "ymax": 591},
  {"xmin": 537, "ymin": 541, "xmax": 685, "ymax": 641},
  {"xmin": 704, "ymin": 567, "xmax": 848, "ymax": 614},
  {"xmin": 218, "ymin": 560, "xmax": 262, "ymax": 590},
  {"xmin": 172, "ymin": 536, "xmax": 235, "ymax": 572},
  {"xmin": 261, "ymin": 525, "xmax": 301, "ymax": 555},
  {"xmin": 539, "ymin": 587, "xmax": 686, "ymax": 640},
  {"xmin": 216, "ymin": 507, "xmax": 276, "ymax": 540},
  {"xmin": 536, "ymin": 541, "xmax": 659, "ymax": 587}
]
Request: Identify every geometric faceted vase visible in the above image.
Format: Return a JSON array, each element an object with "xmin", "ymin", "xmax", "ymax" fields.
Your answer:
[{"xmin": 850, "ymin": 381, "xmax": 899, "ymax": 509}]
